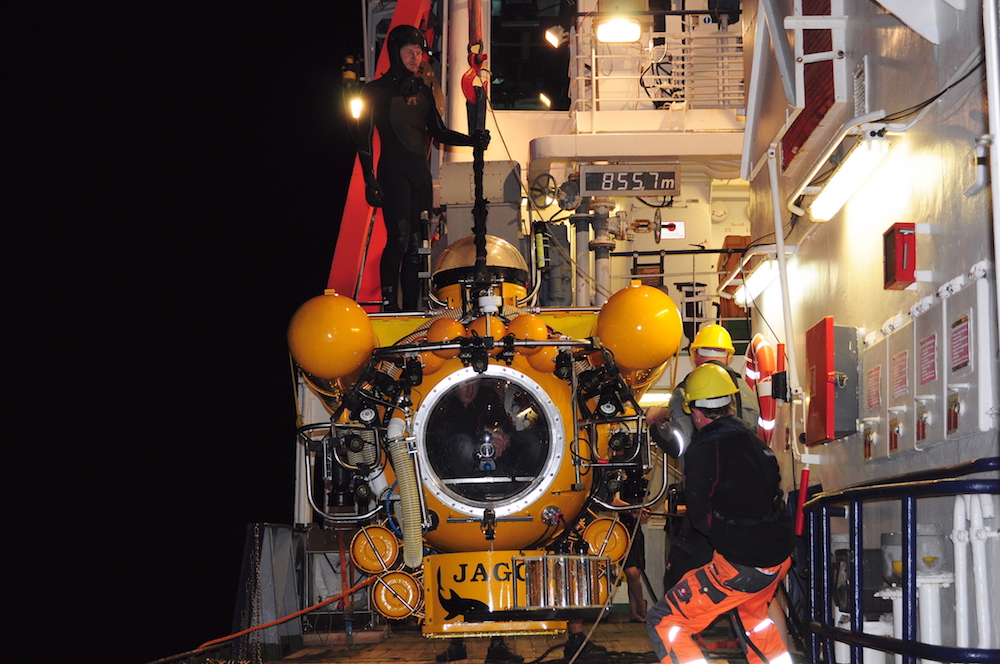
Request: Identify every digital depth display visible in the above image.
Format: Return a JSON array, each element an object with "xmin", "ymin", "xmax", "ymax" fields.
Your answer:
[{"xmin": 580, "ymin": 165, "xmax": 680, "ymax": 196}]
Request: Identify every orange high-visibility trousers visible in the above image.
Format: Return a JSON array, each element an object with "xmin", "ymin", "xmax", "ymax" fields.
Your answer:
[{"xmin": 647, "ymin": 551, "xmax": 792, "ymax": 664}]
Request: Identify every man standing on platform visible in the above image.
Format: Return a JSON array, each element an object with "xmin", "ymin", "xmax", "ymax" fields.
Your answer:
[{"xmin": 356, "ymin": 24, "xmax": 489, "ymax": 312}]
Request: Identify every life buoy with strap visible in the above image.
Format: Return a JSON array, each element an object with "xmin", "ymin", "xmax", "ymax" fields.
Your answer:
[{"xmin": 744, "ymin": 333, "xmax": 776, "ymax": 444}]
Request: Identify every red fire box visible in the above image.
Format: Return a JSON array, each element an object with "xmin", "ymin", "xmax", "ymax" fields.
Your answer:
[{"xmin": 883, "ymin": 222, "xmax": 916, "ymax": 290}]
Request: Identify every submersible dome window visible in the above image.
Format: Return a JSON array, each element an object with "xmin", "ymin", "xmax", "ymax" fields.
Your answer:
[{"xmin": 414, "ymin": 365, "xmax": 564, "ymax": 517}]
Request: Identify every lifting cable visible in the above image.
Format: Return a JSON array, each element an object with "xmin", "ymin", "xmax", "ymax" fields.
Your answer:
[
  {"xmin": 472, "ymin": 135, "xmax": 488, "ymax": 289},
  {"xmin": 461, "ymin": 0, "xmax": 490, "ymax": 292}
]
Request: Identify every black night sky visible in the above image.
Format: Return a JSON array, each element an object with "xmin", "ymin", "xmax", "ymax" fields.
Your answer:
[{"xmin": 12, "ymin": 4, "xmax": 363, "ymax": 662}]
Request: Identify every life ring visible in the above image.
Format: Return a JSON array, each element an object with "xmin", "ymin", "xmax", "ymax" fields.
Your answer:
[{"xmin": 745, "ymin": 333, "xmax": 776, "ymax": 444}]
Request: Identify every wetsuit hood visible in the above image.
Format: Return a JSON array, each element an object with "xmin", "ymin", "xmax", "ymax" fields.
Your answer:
[{"xmin": 386, "ymin": 24, "xmax": 428, "ymax": 76}]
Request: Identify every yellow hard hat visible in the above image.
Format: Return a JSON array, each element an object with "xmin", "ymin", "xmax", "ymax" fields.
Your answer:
[
  {"xmin": 690, "ymin": 323, "xmax": 735, "ymax": 356},
  {"xmin": 683, "ymin": 363, "xmax": 739, "ymax": 413}
]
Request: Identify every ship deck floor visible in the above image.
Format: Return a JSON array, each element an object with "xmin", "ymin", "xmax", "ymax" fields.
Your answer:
[{"xmin": 274, "ymin": 615, "xmax": 748, "ymax": 664}]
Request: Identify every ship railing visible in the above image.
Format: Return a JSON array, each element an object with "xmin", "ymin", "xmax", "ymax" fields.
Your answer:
[
  {"xmin": 568, "ymin": 27, "xmax": 744, "ymax": 124},
  {"xmin": 802, "ymin": 457, "xmax": 1000, "ymax": 664},
  {"xmin": 606, "ymin": 248, "xmax": 755, "ymax": 353}
]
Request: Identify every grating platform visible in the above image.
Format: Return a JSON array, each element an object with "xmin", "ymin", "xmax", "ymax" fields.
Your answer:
[{"xmin": 274, "ymin": 616, "xmax": 747, "ymax": 664}]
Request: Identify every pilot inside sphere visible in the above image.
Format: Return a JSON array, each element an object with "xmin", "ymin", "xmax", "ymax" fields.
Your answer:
[
  {"xmin": 430, "ymin": 380, "xmax": 512, "ymax": 476},
  {"xmin": 425, "ymin": 378, "xmax": 548, "ymax": 502}
]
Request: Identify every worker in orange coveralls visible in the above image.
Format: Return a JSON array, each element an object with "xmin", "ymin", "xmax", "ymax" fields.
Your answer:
[{"xmin": 645, "ymin": 363, "xmax": 794, "ymax": 664}]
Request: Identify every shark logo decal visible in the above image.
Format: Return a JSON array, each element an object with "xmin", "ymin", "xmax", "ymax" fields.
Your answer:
[{"xmin": 436, "ymin": 567, "xmax": 490, "ymax": 620}]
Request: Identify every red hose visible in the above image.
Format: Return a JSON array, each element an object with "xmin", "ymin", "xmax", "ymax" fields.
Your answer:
[
  {"xmin": 794, "ymin": 467, "xmax": 810, "ymax": 536},
  {"xmin": 197, "ymin": 576, "xmax": 377, "ymax": 650}
]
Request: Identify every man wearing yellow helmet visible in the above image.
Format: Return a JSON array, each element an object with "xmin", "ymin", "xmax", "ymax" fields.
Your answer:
[
  {"xmin": 646, "ymin": 324, "xmax": 759, "ymax": 457},
  {"xmin": 645, "ymin": 323, "xmax": 760, "ymax": 592},
  {"xmin": 646, "ymin": 363, "xmax": 794, "ymax": 664}
]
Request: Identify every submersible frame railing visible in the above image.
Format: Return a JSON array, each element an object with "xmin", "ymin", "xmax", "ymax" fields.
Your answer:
[{"xmin": 802, "ymin": 456, "xmax": 999, "ymax": 664}]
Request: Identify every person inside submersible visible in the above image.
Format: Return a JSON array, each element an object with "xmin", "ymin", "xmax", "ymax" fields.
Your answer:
[
  {"xmin": 432, "ymin": 380, "xmax": 514, "ymax": 476},
  {"xmin": 428, "ymin": 379, "xmax": 526, "ymax": 664},
  {"xmin": 355, "ymin": 24, "xmax": 490, "ymax": 312}
]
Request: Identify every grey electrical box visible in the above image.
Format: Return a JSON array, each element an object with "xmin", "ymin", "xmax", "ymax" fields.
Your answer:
[
  {"xmin": 435, "ymin": 161, "xmax": 525, "ymax": 266},
  {"xmin": 439, "ymin": 161, "xmax": 522, "ymax": 205},
  {"xmin": 806, "ymin": 318, "xmax": 860, "ymax": 445}
]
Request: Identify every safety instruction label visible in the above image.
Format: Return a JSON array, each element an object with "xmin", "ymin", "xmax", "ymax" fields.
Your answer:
[
  {"xmin": 919, "ymin": 333, "xmax": 937, "ymax": 385},
  {"xmin": 950, "ymin": 315, "xmax": 970, "ymax": 372},
  {"xmin": 866, "ymin": 365, "xmax": 881, "ymax": 410},
  {"xmin": 891, "ymin": 350, "xmax": 909, "ymax": 399}
]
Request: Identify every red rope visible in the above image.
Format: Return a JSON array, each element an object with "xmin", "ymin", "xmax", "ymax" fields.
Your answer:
[{"xmin": 197, "ymin": 576, "xmax": 377, "ymax": 650}]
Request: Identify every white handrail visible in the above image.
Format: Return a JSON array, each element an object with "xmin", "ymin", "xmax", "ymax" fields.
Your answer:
[{"xmin": 569, "ymin": 29, "xmax": 745, "ymax": 118}]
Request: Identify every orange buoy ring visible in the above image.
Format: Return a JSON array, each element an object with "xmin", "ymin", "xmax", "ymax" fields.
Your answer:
[{"xmin": 745, "ymin": 333, "xmax": 777, "ymax": 444}]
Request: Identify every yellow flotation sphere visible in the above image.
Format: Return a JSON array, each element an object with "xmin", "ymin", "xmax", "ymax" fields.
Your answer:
[
  {"xmin": 527, "ymin": 344, "xmax": 558, "ymax": 373},
  {"xmin": 418, "ymin": 349, "xmax": 446, "ymax": 375},
  {"xmin": 595, "ymin": 282, "xmax": 682, "ymax": 371},
  {"xmin": 288, "ymin": 289, "xmax": 376, "ymax": 379},
  {"xmin": 426, "ymin": 317, "xmax": 467, "ymax": 359},
  {"xmin": 507, "ymin": 313, "xmax": 548, "ymax": 355},
  {"xmin": 469, "ymin": 315, "xmax": 507, "ymax": 355}
]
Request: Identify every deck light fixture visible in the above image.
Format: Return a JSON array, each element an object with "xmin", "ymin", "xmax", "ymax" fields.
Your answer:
[
  {"xmin": 545, "ymin": 25, "xmax": 569, "ymax": 48},
  {"xmin": 349, "ymin": 98, "xmax": 363, "ymax": 119},
  {"xmin": 638, "ymin": 389, "xmax": 670, "ymax": 407},
  {"xmin": 809, "ymin": 125, "xmax": 890, "ymax": 221},
  {"xmin": 734, "ymin": 259, "xmax": 780, "ymax": 306},
  {"xmin": 539, "ymin": 92, "xmax": 552, "ymax": 108},
  {"xmin": 342, "ymin": 55, "xmax": 364, "ymax": 120},
  {"xmin": 596, "ymin": 17, "xmax": 642, "ymax": 43}
]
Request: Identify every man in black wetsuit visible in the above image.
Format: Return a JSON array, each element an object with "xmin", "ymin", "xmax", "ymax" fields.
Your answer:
[
  {"xmin": 356, "ymin": 24, "xmax": 490, "ymax": 312},
  {"xmin": 645, "ymin": 363, "xmax": 794, "ymax": 664}
]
